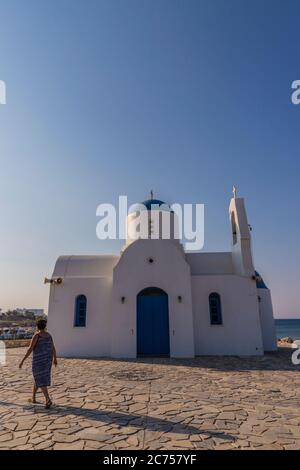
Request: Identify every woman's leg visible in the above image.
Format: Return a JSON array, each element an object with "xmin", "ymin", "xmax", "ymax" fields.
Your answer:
[
  {"xmin": 40, "ymin": 386, "xmax": 51, "ymax": 406},
  {"xmin": 32, "ymin": 384, "xmax": 38, "ymax": 403}
]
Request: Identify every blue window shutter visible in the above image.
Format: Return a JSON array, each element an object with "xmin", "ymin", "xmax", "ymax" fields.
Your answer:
[
  {"xmin": 74, "ymin": 295, "xmax": 87, "ymax": 327},
  {"xmin": 209, "ymin": 293, "xmax": 222, "ymax": 325}
]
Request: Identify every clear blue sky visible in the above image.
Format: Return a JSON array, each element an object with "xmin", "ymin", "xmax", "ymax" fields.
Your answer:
[{"xmin": 0, "ymin": 0, "xmax": 299, "ymax": 316}]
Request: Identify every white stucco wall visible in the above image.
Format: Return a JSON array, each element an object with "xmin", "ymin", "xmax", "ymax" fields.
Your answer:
[
  {"xmin": 47, "ymin": 251, "xmax": 271, "ymax": 358},
  {"xmin": 111, "ymin": 239, "xmax": 195, "ymax": 358},
  {"xmin": 186, "ymin": 252, "xmax": 233, "ymax": 275},
  {"xmin": 258, "ymin": 288, "xmax": 277, "ymax": 351},
  {"xmin": 47, "ymin": 255, "xmax": 118, "ymax": 357},
  {"xmin": 191, "ymin": 275, "xmax": 264, "ymax": 355}
]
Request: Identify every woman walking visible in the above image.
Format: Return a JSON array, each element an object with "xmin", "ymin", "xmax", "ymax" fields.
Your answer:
[{"xmin": 19, "ymin": 318, "xmax": 57, "ymax": 408}]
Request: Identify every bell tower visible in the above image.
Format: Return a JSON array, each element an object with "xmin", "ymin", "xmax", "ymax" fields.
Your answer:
[{"xmin": 229, "ymin": 187, "xmax": 255, "ymax": 277}]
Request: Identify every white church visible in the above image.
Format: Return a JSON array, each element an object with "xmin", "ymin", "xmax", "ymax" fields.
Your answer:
[{"xmin": 47, "ymin": 191, "xmax": 277, "ymax": 358}]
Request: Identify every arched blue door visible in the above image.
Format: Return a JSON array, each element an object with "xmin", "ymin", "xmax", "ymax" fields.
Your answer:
[{"xmin": 137, "ymin": 287, "xmax": 170, "ymax": 356}]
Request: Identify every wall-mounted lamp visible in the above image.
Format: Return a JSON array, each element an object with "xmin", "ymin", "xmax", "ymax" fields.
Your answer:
[
  {"xmin": 178, "ymin": 295, "xmax": 182, "ymax": 303},
  {"xmin": 121, "ymin": 296, "xmax": 126, "ymax": 304},
  {"xmin": 44, "ymin": 277, "xmax": 63, "ymax": 285}
]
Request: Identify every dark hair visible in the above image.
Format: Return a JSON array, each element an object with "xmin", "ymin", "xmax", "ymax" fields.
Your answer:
[{"xmin": 36, "ymin": 318, "xmax": 47, "ymax": 331}]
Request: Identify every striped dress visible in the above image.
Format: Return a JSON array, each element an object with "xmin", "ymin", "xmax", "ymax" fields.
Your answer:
[{"xmin": 32, "ymin": 334, "xmax": 53, "ymax": 387}]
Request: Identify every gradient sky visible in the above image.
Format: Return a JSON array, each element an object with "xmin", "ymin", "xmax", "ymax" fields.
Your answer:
[{"xmin": 0, "ymin": 0, "xmax": 299, "ymax": 317}]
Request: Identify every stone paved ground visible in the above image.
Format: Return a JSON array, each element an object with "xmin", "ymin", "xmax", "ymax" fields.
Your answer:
[{"xmin": 0, "ymin": 347, "xmax": 300, "ymax": 450}]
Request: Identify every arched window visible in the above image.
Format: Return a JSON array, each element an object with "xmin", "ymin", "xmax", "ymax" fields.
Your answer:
[
  {"xmin": 231, "ymin": 212, "xmax": 237, "ymax": 245},
  {"xmin": 74, "ymin": 295, "xmax": 87, "ymax": 327},
  {"xmin": 209, "ymin": 293, "xmax": 222, "ymax": 325}
]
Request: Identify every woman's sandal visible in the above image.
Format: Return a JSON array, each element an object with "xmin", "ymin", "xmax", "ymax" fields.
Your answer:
[
  {"xmin": 28, "ymin": 398, "xmax": 37, "ymax": 404},
  {"xmin": 45, "ymin": 399, "xmax": 52, "ymax": 409}
]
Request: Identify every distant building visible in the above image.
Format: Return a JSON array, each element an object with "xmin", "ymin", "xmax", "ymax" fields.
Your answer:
[
  {"xmin": 15, "ymin": 308, "xmax": 45, "ymax": 317},
  {"xmin": 26, "ymin": 309, "xmax": 45, "ymax": 317},
  {"xmin": 15, "ymin": 308, "xmax": 27, "ymax": 315}
]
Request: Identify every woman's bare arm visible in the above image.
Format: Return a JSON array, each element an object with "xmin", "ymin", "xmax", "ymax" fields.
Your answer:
[
  {"xmin": 52, "ymin": 340, "xmax": 58, "ymax": 366},
  {"xmin": 19, "ymin": 334, "xmax": 38, "ymax": 368}
]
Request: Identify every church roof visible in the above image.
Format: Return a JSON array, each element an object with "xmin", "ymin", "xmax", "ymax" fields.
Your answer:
[{"xmin": 53, "ymin": 255, "xmax": 119, "ymax": 278}]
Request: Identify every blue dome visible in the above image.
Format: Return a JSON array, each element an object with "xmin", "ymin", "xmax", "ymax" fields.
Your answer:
[
  {"xmin": 129, "ymin": 199, "xmax": 172, "ymax": 214},
  {"xmin": 141, "ymin": 199, "xmax": 169, "ymax": 210},
  {"xmin": 255, "ymin": 271, "xmax": 268, "ymax": 289}
]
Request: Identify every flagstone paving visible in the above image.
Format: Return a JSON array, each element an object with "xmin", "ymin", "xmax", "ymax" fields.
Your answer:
[{"xmin": 0, "ymin": 347, "xmax": 299, "ymax": 450}]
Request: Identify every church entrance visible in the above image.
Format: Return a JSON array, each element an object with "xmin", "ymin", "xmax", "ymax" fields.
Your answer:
[{"xmin": 137, "ymin": 287, "xmax": 170, "ymax": 356}]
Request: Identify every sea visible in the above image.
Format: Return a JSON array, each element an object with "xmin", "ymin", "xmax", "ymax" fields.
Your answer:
[{"xmin": 275, "ymin": 319, "xmax": 300, "ymax": 340}]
